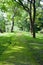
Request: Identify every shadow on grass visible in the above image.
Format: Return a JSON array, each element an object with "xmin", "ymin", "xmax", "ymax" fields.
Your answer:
[{"xmin": 0, "ymin": 34, "xmax": 43, "ymax": 65}]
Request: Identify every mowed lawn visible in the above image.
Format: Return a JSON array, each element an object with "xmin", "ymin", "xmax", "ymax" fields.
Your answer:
[{"xmin": 0, "ymin": 32, "xmax": 43, "ymax": 65}]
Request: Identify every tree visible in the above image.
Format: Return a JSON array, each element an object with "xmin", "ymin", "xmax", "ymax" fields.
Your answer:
[
  {"xmin": 0, "ymin": 0, "xmax": 24, "ymax": 32},
  {"xmin": 0, "ymin": 10, "xmax": 5, "ymax": 32},
  {"xmin": 0, "ymin": 0, "xmax": 15, "ymax": 32},
  {"xmin": 14, "ymin": 0, "xmax": 36, "ymax": 38}
]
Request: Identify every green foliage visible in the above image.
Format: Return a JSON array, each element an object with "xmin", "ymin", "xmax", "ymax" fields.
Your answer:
[
  {"xmin": 14, "ymin": 10, "xmax": 30, "ymax": 31},
  {"xmin": 35, "ymin": 7, "xmax": 43, "ymax": 32},
  {"xmin": 0, "ymin": 11, "xmax": 5, "ymax": 32},
  {"xmin": 0, "ymin": 0, "xmax": 43, "ymax": 33}
]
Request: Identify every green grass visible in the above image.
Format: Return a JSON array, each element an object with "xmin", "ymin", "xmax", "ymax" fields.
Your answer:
[{"xmin": 0, "ymin": 32, "xmax": 43, "ymax": 65}]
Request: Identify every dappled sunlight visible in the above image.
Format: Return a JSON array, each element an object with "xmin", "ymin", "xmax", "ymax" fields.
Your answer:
[
  {"xmin": 0, "ymin": 32, "xmax": 43, "ymax": 65},
  {"xmin": 0, "ymin": 33, "xmax": 14, "ymax": 37},
  {"xmin": 29, "ymin": 43, "xmax": 43, "ymax": 45},
  {"xmin": 2, "ymin": 43, "xmax": 9, "ymax": 46},
  {"xmin": 15, "ymin": 32, "xmax": 22, "ymax": 36},
  {"xmin": 11, "ymin": 46, "xmax": 24, "ymax": 50},
  {"xmin": 36, "ymin": 33, "xmax": 43, "ymax": 39},
  {"xmin": 15, "ymin": 31, "xmax": 32, "ymax": 37},
  {"xmin": 29, "ymin": 43, "xmax": 43, "ymax": 50},
  {"xmin": 0, "ymin": 61, "xmax": 14, "ymax": 65},
  {"xmin": 3, "ymin": 50, "xmax": 14, "ymax": 54},
  {"xmin": 3, "ymin": 46, "xmax": 24, "ymax": 54},
  {"xmin": 33, "ymin": 46, "xmax": 40, "ymax": 49},
  {"xmin": 16, "ymin": 61, "xmax": 30, "ymax": 65}
]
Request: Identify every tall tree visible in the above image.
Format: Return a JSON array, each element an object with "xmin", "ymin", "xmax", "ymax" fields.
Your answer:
[{"xmin": 14, "ymin": 0, "xmax": 36, "ymax": 38}]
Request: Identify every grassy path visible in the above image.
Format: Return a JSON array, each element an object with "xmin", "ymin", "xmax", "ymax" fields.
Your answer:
[{"xmin": 0, "ymin": 32, "xmax": 43, "ymax": 65}]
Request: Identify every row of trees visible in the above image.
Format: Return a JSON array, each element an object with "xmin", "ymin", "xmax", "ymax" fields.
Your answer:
[{"xmin": 0, "ymin": 0, "xmax": 43, "ymax": 38}]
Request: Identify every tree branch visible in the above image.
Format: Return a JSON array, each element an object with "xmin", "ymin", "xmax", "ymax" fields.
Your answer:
[
  {"xmin": 33, "ymin": 0, "xmax": 36, "ymax": 22},
  {"xmin": 14, "ymin": 0, "xmax": 30, "ymax": 13}
]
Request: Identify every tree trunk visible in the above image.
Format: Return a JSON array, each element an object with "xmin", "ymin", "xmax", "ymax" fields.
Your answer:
[
  {"xmin": 29, "ymin": 0, "xmax": 33, "ymax": 33},
  {"xmin": 29, "ymin": 0, "xmax": 36, "ymax": 38},
  {"xmin": 33, "ymin": 0, "xmax": 36, "ymax": 38},
  {"xmin": 11, "ymin": 21, "xmax": 14, "ymax": 32},
  {"xmin": 30, "ymin": 20, "xmax": 35, "ymax": 38},
  {"xmin": 32, "ymin": 22, "xmax": 35, "ymax": 38},
  {"xmin": 11, "ymin": 14, "xmax": 15, "ymax": 32}
]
